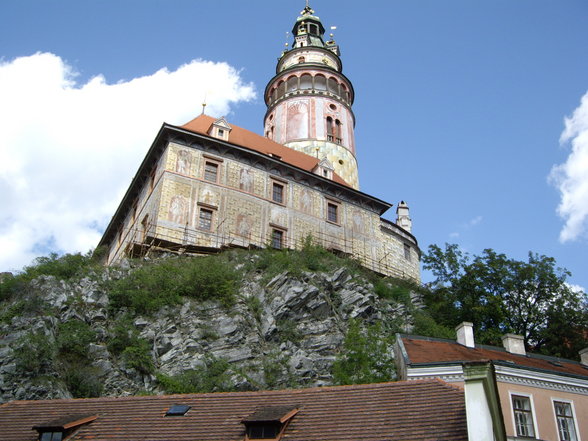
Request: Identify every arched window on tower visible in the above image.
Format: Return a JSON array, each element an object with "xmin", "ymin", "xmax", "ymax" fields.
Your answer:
[
  {"xmin": 315, "ymin": 75, "xmax": 327, "ymax": 91},
  {"xmin": 278, "ymin": 81, "xmax": 286, "ymax": 99},
  {"xmin": 308, "ymin": 23, "xmax": 319, "ymax": 35},
  {"xmin": 335, "ymin": 119, "xmax": 342, "ymax": 144},
  {"xmin": 287, "ymin": 76, "xmax": 298, "ymax": 93},
  {"xmin": 298, "ymin": 56, "xmax": 305, "ymax": 63},
  {"xmin": 326, "ymin": 116, "xmax": 334, "ymax": 142},
  {"xmin": 300, "ymin": 74, "xmax": 312, "ymax": 90},
  {"xmin": 341, "ymin": 84, "xmax": 349, "ymax": 103},
  {"xmin": 328, "ymin": 78, "xmax": 339, "ymax": 96}
]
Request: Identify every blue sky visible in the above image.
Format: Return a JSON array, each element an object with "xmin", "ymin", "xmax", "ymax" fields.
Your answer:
[{"xmin": 1, "ymin": 0, "xmax": 587, "ymax": 291}]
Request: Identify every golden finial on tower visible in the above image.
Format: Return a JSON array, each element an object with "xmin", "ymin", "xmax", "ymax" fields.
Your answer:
[{"xmin": 201, "ymin": 94, "xmax": 207, "ymax": 115}]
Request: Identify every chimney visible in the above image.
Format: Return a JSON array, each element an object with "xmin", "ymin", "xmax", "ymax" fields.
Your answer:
[
  {"xmin": 456, "ymin": 322, "xmax": 475, "ymax": 348},
  {"xmin": 580, "ymin": 348, "xmax": 588, "ymax": 366},
  {"xmin": 502, "ymin": 334, "xmax": 526, "ymax": 356}
]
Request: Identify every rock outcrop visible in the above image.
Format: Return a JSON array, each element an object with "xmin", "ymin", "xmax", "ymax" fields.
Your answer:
[{"xmin": 0, "ymin": 257, "xmax": 415, "ymax": 403}]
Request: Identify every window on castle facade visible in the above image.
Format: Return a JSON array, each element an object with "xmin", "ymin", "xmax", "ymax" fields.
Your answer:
[
  {"xmin": 272, "ymin": 182, "xmax": 285, "ymax": 204},
  {"xmin": 198, "ymin": 208, "xmax": 213, "ymax": 231},
  {"xmin": 554, "ymin": 401, "xmax": 578, "ymax": 441},
  {"xmin": 204, "ymin": 161, "xmax": 219, "ymax": 182},
  {"xmin": 404, "ymin": 244, "xmax": 411, "ymax": 261},
  {"xmin": 512, "ymin": 395, "xmax": 536, "ymax": 438},
  {"xmin": 327, "ymin": 202, "xmax": 339, "ymax": 224},
  {"xmin": 326, "ymin": 116, "xmax": 334, "ymax": 142},
  {"xmin": 271, "ymin": 229, "xmax": 284, "ymax": 249}
]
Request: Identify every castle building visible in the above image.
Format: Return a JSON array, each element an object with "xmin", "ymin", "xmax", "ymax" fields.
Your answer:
[{"xmin": 98, "ymin": 5, "xmax": 421, "ymax": 281}]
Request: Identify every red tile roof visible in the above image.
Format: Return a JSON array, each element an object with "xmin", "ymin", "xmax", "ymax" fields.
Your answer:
[
  {"xmin": 0, "ymin": 381, "xmax": 467, "ymax": 441},
  {"xmin": 180, "ymin": 115, "xmax": 350, "ymax": 187},
  {"xmin": 400, "ymin": 335, "xmax": 588, "ymax": 378}
]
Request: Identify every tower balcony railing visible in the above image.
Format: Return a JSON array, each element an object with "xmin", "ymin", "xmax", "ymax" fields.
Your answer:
[{"xmin": 326, "ymin": 135, "xmax": 343, "ymax": 145}]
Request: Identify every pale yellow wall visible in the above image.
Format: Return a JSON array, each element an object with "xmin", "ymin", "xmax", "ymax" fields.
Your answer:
[
  {"xmin": 108, "ymin": 142, "xmax": 420, "ymax": 281},
  {"xmin": 106, "ymin": 150, "xmax": 167, "ymax": 264},
  {"xmin": 498, "ymin": 382, "xmax": 588, "ymax": 441}
]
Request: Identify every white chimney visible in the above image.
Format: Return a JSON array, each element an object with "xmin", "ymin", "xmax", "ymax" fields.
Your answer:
[
  {"xmin": 580, "ymin": 348, "xmax": 588, "ymax": 366},
  {"xmin": 395, "ymin": 201, "xmax": 412, "ymax": 232},
  {"xmin": 456, "ymin": 322, "xmax": 475, "ymax": 348},
  {"xmin": 502, "ymin": 334, "xmax": 526, "ymax": 356}
]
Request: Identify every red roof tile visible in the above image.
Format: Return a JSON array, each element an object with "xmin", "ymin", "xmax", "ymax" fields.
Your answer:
[
  {"xmin": 180, "ymin": 115, "xmax": 350, "ymax": 187},
  {"xmin": 401, "ymin": 336, "xmax": 588, "ymax": 378},
  {"xmin": 0, "ymin": 381, "xmax": 467, "ymax": 441}
]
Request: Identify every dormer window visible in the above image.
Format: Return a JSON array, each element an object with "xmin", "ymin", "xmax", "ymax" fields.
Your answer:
[
  {"xmin": 209, "ymin": 117, "xmax": 232, "ymax": 141},
  {"xmin": 312, "ymin": 158, "xmax": 334, "ymax": 180},
  {"xmin": 40, "ymin": 433, "xmax": 62, "ymax": 441},
  {"xmin": 33, "ymin": 415, "xmax": 97, "ymax": 441},
  {"xmin": 242, "ymin": 406, "xmax": 299, "ymax": 441}
]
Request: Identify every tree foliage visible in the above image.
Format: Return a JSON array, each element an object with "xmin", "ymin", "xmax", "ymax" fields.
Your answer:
[
  {"xmin": 422, "ymin": 243, "xmax": 588, "ymax": 359},
  {"xmin": 332, "ymin": 319, "xmax": 395, "ymax": 385}
]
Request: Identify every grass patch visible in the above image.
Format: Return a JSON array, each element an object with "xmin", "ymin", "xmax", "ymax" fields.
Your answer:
[
  {"xmin": 156, "ymin": 356, "xmax": 235, "ymax": 393},
  {"xmin": 107, "ymin": 254, "xmax": 240, "ymax": 314},
  {"xmin": 0, "ymin": 248, "xmax": 107, "ymax": 301}
]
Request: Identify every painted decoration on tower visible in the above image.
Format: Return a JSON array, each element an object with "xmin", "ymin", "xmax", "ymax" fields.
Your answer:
[
  {"xmin": 286, "ymin": 100, "xmax": 309, "ymax": 140},
  {"xmin": 175, "ymin": 149, "xmax": 192, "ymax": 175},
  {"xmin": 168, "ymin": 195, "xmax": 188, "ymax": 224}
]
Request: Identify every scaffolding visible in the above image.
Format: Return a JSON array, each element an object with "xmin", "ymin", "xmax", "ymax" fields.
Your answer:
[{"xmin": 121, "ymin": 219, "xmax": 417, "ymax": 281}]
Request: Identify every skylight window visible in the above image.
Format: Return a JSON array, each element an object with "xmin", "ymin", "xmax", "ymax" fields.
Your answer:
[{"xmin": 166, "ymin": 404, "xmax": 191, "ymax": 416}]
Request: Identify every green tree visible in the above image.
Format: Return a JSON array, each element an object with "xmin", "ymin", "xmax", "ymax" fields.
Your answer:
[
  {"xmin": 422, "ymin": 244, "xmax": 588, "ymax": 358},
  {"xmin": 332, "ymin": 319, "xmax": 395, "ymax": 385}
]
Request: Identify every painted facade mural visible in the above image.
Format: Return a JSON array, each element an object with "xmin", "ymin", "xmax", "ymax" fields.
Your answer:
[
  {"xmin": 175, "ymin": 149, "xmax": 192, "ymax": 175},
  {"xmin": 286, "ymin": 100, "xmax": 309, "ymax": 140},
  {"xmin": 168, "ymin": 195, "xmax": 188, "ymax": 224},
  {"xmin": 239, "ymin": 168, "xmax": 254, "ymax": 193}
]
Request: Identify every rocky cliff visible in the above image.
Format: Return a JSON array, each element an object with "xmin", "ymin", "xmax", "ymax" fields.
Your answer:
[{"xmin": 0, "ymin": 249, "xmax": 419, "ymax": 403}]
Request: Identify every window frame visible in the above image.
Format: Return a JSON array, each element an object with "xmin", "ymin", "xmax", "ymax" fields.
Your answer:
[
  {"xmin": 198, "ymin": 207, "xmax": 214, "ymax": 231},
  {"xmin": 509, "ymin": 392, "xmax": 539, "ymax": 439},
  {"xmin": 40, "ymin": 432, "xmax": 63, "ymax": 441},
  {"xmin": 270, "ymin": 177, "xmax": 287, "ymax": 205},
  {"xmin": 403, "ymin": 243, "xmax": 411, "ymax": 261},
  {"xmin": 203, "ymin": 161, "xmax": 219, "ymax": 183},
  {"xmin": 551, "ymin": 399, "xmax": 579, "ymax": 441},
  {"xmin": 270, "ymin": 228, "xmax": 285, "ymax": 250},
  {"xmin": 325, "ymin": 198, "xmax": 341, "ymax": 225}
]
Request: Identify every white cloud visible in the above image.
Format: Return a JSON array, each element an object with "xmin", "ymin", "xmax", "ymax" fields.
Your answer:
[
  {"xmin": 566, "ymin": 283, "xmax": 586, "ymax": 295},
  {"xmin": 0, "ymin": 52, "xmax": 255, "ymax": 271},
  {"xmin": 467, "ymin": 216, "xmax": 482, "ymax": 227},
  {"xmin": 550, "ymin": 91, "xmax": 588, "ymax": 242}
]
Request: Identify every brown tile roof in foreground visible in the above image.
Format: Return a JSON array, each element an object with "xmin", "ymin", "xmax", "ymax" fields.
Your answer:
[
  {"xmin": 0, "ymin": 380, "xmax": 467, "ymax": 441},
  {"xmin": 180, "ymin": 115, "xmax": 350, "ymax": 187},
  {"xmin": 400, "ymin": 335, "xmax": 588, "ymax": 378}
]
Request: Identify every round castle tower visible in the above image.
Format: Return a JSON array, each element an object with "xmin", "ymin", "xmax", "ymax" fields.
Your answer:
[{"xmin": 264, "ymin": 5, "xmax": 359, "ymax": 189}]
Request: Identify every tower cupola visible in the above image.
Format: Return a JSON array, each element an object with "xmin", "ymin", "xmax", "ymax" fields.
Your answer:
[
  {"xmin": 292, "ymin": 6, "xmax": 326, "ymax": 48},
  {"xmin": 264, "ymin": 4, "xmax": 359, "ymax": 189}
]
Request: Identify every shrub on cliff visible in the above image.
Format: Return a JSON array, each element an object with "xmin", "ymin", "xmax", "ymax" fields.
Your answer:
[{"xmin": 107, "ymin": 254, "xmax": 240, "ymax": 314}]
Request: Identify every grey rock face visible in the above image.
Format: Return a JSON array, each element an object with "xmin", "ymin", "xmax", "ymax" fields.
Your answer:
[{"xmin": 0, "ymin": 262, "xmax": 414, "ymax": 403}]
